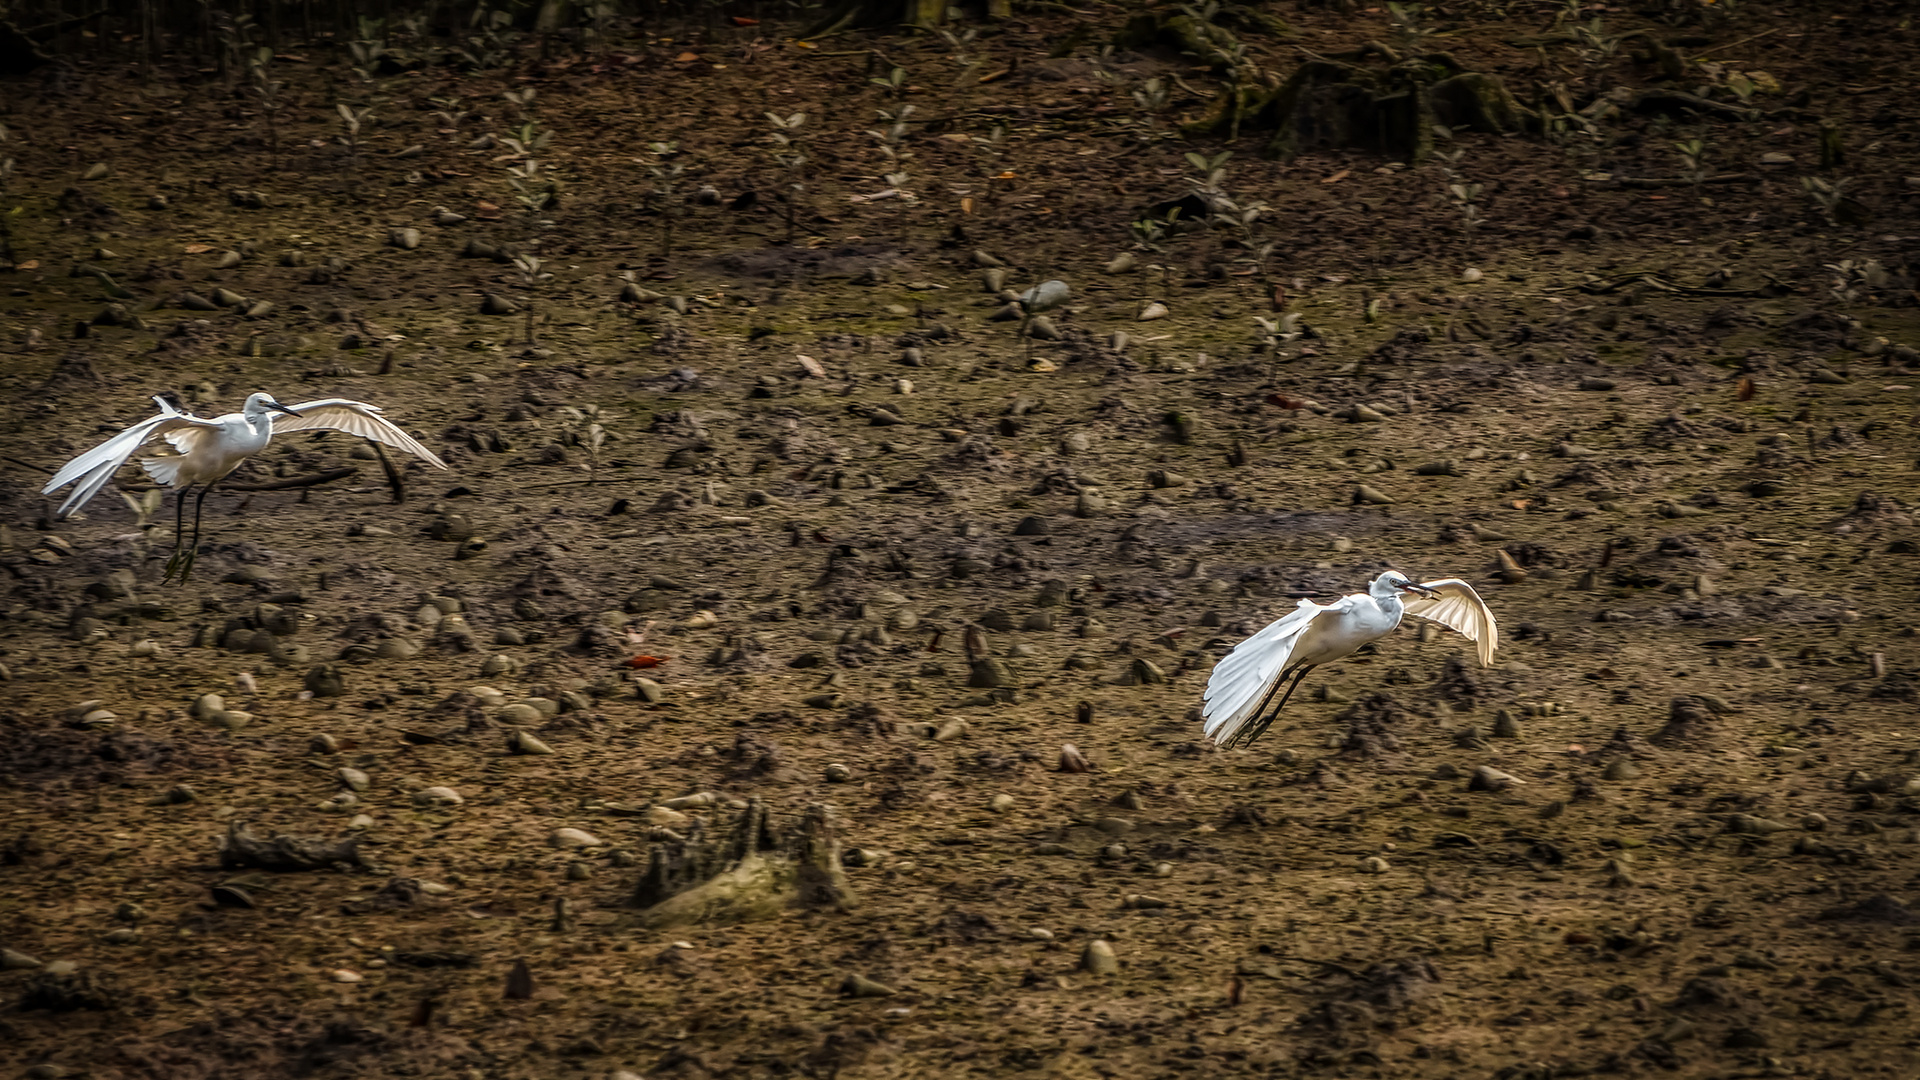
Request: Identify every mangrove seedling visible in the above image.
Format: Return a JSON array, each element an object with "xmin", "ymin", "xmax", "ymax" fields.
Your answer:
[{"xmin": 511, "ymin": 253, "xmax": 553, "ymax": 345}]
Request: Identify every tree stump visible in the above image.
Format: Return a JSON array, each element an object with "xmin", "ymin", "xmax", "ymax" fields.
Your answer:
[{"xmin": 633, "ymin": 798, "xmax": 854, "ymax": 928}]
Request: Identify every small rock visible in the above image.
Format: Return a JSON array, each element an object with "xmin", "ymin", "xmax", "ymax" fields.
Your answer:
[
  {"xmin": 508, "ymin": 730, "xmax": 555, "ymax": 755},
  {"xmin": 1467, "ymin": 765, "xmax": 1524, "ymax": 791},
  {"xmin": 839, "ymin": 973, "xmax": 896, "ymax": 998},
  {"xmin": 1602, "ymin": 758, "xmax": 1640, "ymax": 781},
  {"xmin": 647, "ymin": 806, "xmax": 690, "ymax": 827},
  {"xmin": 550, "ymin": 827, "xmax": 604, "ymax": 848},
  {"xmin": 414, "ymin": 786, "xmax": 463, "ymax": 807},
  {"xmin": 1080, "ymin": 939, "xmax": 1120, "ymax": 974}
]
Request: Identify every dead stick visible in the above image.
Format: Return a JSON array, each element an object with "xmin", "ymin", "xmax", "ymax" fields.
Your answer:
[
  {"xmin": 369, "ymin": 441, "xmax": 405, "ymax": 504},
  {"xmin": 4, "ymin": 455, "xmax": 53, "ymax": 475},
  {"xmin": 1690, "ymin": 26, "xmax": 1781, "ymax": 58},
  {"xmin": 122, "ymin": 467, "xmax": 360, "ymax": 494}
]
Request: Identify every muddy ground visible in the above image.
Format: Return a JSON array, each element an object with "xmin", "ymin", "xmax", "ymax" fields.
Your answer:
[{"xmin": 3, "ymin": 1, "xmax": 1920, "ymax": 1076}]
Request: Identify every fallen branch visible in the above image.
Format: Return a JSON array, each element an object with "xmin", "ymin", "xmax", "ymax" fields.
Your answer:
[
  {"xmin": 369, "ymin": 441, "xmax": 406, "ymax": 504},
  {"xmin": 122, "ymin": 467, "xmax": 360, "ymax": 494},
  {"xmin": 1586, "ymin": 172, "xmax": 1757, "ymax": 187}
]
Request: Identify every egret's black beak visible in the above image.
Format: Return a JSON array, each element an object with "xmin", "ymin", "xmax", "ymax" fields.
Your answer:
[{"xmin": 267, "ymin": 400, "xmax": 301, "ymax": 417}]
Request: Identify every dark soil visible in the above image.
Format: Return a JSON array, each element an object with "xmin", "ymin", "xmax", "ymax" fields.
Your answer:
[{"xmin": 3, "ymin": 1, "xmax": 1920, "ymax": 1077}]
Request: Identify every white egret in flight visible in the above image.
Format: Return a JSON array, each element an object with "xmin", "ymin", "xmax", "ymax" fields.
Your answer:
[
  {"xmin": 1203, "ymin": 570, "xmax": 1498, "ymax": 748},
  {"xmin": 42, "ymin": 393, "xmax": 448, "ymax": 582}
]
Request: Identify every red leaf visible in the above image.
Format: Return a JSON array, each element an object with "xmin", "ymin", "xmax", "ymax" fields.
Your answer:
[
  {"xmin": 627, "ymin": 655, "xmax": 668, "ymax": 669},
  {"xmin": 730, "ymin": 15, "xmax": 759, "ymax": 24}
]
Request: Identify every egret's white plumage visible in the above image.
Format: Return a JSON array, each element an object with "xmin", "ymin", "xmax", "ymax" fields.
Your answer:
[
  {"xmin": 1202, "ymin": 571, "xmax": 1498, "ymax": 748},
  {"xmin": 42, "ymin": 392, "xmax": 447, "ymax": 581}
]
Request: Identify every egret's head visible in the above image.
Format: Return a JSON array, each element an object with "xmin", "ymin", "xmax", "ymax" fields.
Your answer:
[
  {"xmin": 1375, "ymin": 570, "xmax": 1436, "ymax": 598},
  {"xmin": 246, "ymin": 392, "xmax": 300, "ymax": 418}
]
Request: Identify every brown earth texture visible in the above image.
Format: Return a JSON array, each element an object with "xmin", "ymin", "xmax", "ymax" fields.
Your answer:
[{"xmin": 3, "ymin": 0, "xmax": 1920, "ymax": 1076}]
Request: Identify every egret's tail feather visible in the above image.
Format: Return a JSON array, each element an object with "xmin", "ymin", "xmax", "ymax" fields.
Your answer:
[{"xmin": 1201, "ymin": 602, "xmax": 1314, "ymax": 746}]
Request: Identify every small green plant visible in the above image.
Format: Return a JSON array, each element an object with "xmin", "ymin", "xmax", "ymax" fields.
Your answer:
[
  {"xmin": 336, "ymin": 104, "xmax": 373, "ymax": 183},
  {"xmin": 1387, "ymin": 2, "xmax": 1431, "ymax": 51},
  {"xmin": 212, "ymin": 10, "xmax": 258, "ymax": 89},
  {"xmin": 1131, "ymin": 77, "xmax": 1170, "ymax": 135},
  {"xmin": 1441, "ymin": 159, "xmax": 1485, "ymax": 247},
  {"xmin": 1183, "ymin": 149, "xmax": 1232, "ymax": 202},
  {"xmin": 870, "ymin": 64, "xmax": 909, "ymax": 99},
  {"xmin": 1823, "ymin": 258, "xmax": 1886, "ymax": 305},
  {"xmin": 559, "ymin": 405, "xmax": 609, "ymax": 481},
  {"xmin": 499, "ymin": 120, "xmax": 553, "ymax": 155},
  {"xmin": 971, "ymin": 123, "xmax": 1007, "ymax": 202},
  {"xmin": 506, "ymin": 157, "xmax": 554, "ymax": 228},
  {"xmin": 646, "ymin": 141, "xmax": 686, "ymax": 257},
  {"xmin": 1673, "ymin": 137, "xmax": 1708, "ymax": 191},
  {"xmin": 1802, "ymin": 176, "xmax": 1853, "ymax": 228},
  {"xmin": 1571, "ymin": 17, "xmax": 1621, "ymax": 72},
  {"xmin": 869, "ymin": 105, "xmax": 915, "ymax": 190},
  {"xmin": 504, "ymin": 87, "xmax": 538, "ymax": 121},
  {"xmin": 511, "ymin": 253, "xmax": 552, "ymax": 344},
  {"xmin": 1128, "ymin": 214, "xmax": 1174, "ymax": 253},
  {"xmin": 939, "ymin": 29, "xmax": 983, "ymax": 114},
  {"xmin": 766, "ymin": 111, "xmax": 809, "ymax": 242},
  {"xmin": 430, "ymin": 96, "xmax": 470, "ymax": 129},
  {"xmin": 581, "ymin": 0, "xmax": 619, "ymax": 52},
  {"xmin": 248, "ymin": 48, "xmax": 284, "ymax": 167},
  {"xmin": 348, "ymin": 37, "xmax": 388, "ymax": 84},
  {"xmin": 1253, "ymin": 311, "xmax": 1301, "ymax": 355}
]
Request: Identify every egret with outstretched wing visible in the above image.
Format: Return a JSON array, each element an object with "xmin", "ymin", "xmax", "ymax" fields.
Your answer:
[
  {"xmin": 42, "ymin": 393, "xmax": 447, "ymax": 582},
  {"xmin": 1202, "ymin": 571, "xmax": 1498, "ymax": 748}
]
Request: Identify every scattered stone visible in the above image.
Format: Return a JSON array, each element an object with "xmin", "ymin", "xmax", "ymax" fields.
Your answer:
[
  {"xmin": 1080, "ymin": 939, "xmax": 1120, "ymax": 974},
  {"xmin": 1467, "ymin": 766, "xmax": 1525, "ymax": 791},
  {"xmin": 508, "ymin": 730, "xmax": 555, "ymax": 755},
  {"xmin": 839, "ymin": 973, "xmax": 896, "ymax": 997}
]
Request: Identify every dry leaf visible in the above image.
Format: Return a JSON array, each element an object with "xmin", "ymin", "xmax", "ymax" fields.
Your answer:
[
  {"xmin": 184, "ymin": 243, "xmax": 214, "ymax": 254},
  {"xmin": 674, "ymin": 51, "xmax": 701, "ymax": 62},
  {"xmin": 797, "ymin": 354, "xmax": 827, "ymax": 378},
  {"xmin": 961, "ymin": 196, "xmax": 974, "ymax": 215},
  {"xmin": 1736, "ymin": 376, "xmax": 1755, "ymax": 401},
  {"xmin": 1321, "ymin": 169, "xmax": 1350, "ymax": 184}
]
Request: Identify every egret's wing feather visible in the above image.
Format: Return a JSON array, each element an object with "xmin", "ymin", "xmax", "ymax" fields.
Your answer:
[
  {"xmin": 1402, "ymin": 578, "xmax": 1498, "ymax": 666},
  {"xmin": 1202, "ymin": 600, "xmax": 1326, "ymax": 746},
  {"xmin": 159, "ymin": 423, "xmax": 220, "ymax": 458},
  {"xmin": 41, "ymin": 400, "xmax": 220, "ymax": 516},
  {"xmin": 275, "ymin": 399, "xmax": 448, "ymax": 468}
]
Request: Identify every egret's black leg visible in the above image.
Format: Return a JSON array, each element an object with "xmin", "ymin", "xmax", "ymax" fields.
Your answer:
[
  {"xmin": 1272, "ymin": 663, "xmax": 1318, "ymax": 714},
  {"xmin": 163, "ymin": 485, "xmax": 193, "ymax": 584},
  {"xmin": 180, "ymin": 483, "xmax": 216, "ymax": 582},
  {"xmin": 1228, "ymin": 657, "xmax": 1320, "ymax": 749},
  {"xmin": 1230, "ymin": 663, "xmax": 1318, "ymax": 749}
]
